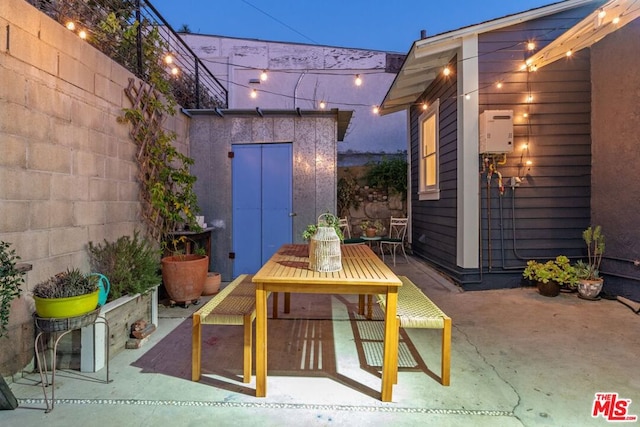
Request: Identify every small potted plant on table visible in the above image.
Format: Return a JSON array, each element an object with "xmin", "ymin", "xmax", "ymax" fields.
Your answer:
[{"xmin": 360, "ymin": 219, "xmax": 384, "ymax": 237}]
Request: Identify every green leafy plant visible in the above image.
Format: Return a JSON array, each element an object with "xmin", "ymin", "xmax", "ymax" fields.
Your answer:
[
  {"xmin": 303, "ymin": 213, "xmax": 344, "ymax": 241},
  {"xmin": 578, "ymin": 225, "xmax": 605, "ymax": 280},
  {"xmin": 0, "ymin": 241, "xmax": 24, "ymax": 338},
  {"xmin": 365, "ymin": 157, "xmax": 408, "ymax": 198},
  {"xmin": 32, "ymin": 269, "xmax": 98, "ymax": 299},
  {"xmin": 88, "ymin": 232, "xmax": 162, "ymax": 301},
  {"xmin": 360, "ymin": 219, "xmax": 385, "ymax": 234},
  {"xmin": 523, "ymin": 255, "xmax": 577, "ymax": 288}
]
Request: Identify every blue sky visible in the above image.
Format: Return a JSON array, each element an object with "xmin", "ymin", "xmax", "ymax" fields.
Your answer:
[{"xmin": 150, "ymin": 0, "xmax": 561, "ymax": 52}]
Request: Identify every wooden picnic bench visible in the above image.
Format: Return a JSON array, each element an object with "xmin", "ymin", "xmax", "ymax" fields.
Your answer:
[
  {"xmin": 192, "ymin": 274, "xmax": 271, "ymax": 383},
  {"xmin": 377, "ymin": 275, "xmax": 451, "ymax": 386}
]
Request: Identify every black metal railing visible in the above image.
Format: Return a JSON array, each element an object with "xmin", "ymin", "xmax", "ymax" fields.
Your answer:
[{"xmin": 26, "ymin": 0, "xmax": 227, "ymax": 109}]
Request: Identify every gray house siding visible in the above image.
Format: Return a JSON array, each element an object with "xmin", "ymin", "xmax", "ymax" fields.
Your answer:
[
  {"xmin": 409, "ymin": 65, "xmax": 458, "ymax": 270},
  {"xmin": 411, "ymin": 9, "xmax": 596, "ymax": 290}
]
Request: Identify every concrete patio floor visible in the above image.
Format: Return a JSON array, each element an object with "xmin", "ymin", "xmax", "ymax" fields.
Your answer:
[{"xmin": 3, "ymin": 256, "xmax": 639, "ymax": 426}]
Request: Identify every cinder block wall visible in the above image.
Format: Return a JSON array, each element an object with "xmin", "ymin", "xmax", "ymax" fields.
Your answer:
[{"xmin": 0, "ymin": 0, "xmax": 190, "ymax": 376}]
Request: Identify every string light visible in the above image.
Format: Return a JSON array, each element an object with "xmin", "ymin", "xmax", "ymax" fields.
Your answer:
[
  {"xmin": 566, "ymin": 50, "xmax": 572, "ymax": 57},
  {"xmin": 598, "ymin": 9, "xmax": 606, "ymax": 19},
  {"xmin": 78, "ymin": 30, "xmax": 87, "ymax": 40},
  {"xmin": 250, "ymin": 88, "xmax": 258, "ymax": 99},
  {"xmin": 527, "ymin": 42, "xmax": 536, "ymax": 51},
  {"xmin": 170, "ymin": 66, "xmax": 179, "ymax": 76},
  {"xmin": 443, "ymin": 66, "xmax": 451, "ymax": 76},
  {"xmin": 527, "ymin": 94, "xmax": 534, "ymax": 102},
  {"xmin": 465, "ymin": 93, "xmax": 471, "ymax": 100},
  {"xmin": 612, "ymin": 16, "xmax": 620, "ymax": 25},
  {"xmin": 523, "ymin": 113, "xmax": 528, "ymax": 118},
  {"xmin": 372, "ymin": 105, "xmax": 379, "ymax": 114},
  {"xmin": 164, "ymin": 54, "xmax": 174, "ymax": 64},
  {"xmin": 354, "ymin": 74, "xmax": 362, "ymax": 86},
  {"xmin": 496, "ymin": 82, "xmax": 503, "ymax": 89},
  {"xmin": 260, "ymin": 70, "xmax": 268, "ymax": 81},
  {"xmin": 422, "ymin": 102, "xmax": 428, "ymax": 110},
  {"xmin": 66, "ymin": 21, "xmax": 76, "ymax": 31},
  {"xmin": 319, "ymin": 100, "xmax": 326, "ymax": 109}
]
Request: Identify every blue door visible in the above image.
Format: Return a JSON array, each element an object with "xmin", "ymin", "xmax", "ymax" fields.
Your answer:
[{"xmin": 232, "ymin": 143, "xmax": 293, "ymax": 276}]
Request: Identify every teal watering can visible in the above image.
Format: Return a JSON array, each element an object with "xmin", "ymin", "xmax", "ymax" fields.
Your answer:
[{"xmin": 88, "ymin": 273, "xmax": 110, "ymax": 306}]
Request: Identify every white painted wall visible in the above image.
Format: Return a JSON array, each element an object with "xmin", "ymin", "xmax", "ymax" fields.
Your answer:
[{"xmin": 181, "ymin": 34, "xmax": 406, "ymax": 157}]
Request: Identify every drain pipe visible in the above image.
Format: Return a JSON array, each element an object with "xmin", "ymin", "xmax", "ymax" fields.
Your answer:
[{"xmin": 293, "ymin": 72, "xmax": 307, "ymax": 109}]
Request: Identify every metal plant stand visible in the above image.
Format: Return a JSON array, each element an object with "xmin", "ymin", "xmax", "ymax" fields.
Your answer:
[{"xmin": 34, "ymin": 308, "xmax": 111, "ymax": 413}]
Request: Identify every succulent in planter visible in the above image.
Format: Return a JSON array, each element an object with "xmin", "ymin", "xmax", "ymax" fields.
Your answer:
[
  {"xmin": 522, "ymin": 255, "xmax": 577, "ymax": 296},
  {"xmin": 33, "ymin": 269, "xmax": 98, "ymax": 299},
  {"xmin": 32, "ymin": 268, "xmax": 100, "ymax": 318},
  {"xmin": 574, "ymin": 225, "xmax": 605, "ymax": 299}
]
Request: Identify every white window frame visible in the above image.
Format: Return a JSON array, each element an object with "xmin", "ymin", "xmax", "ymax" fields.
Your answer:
[{"xmin": 418, "ymin": 99, "xmax": 440, "ymax": 200}]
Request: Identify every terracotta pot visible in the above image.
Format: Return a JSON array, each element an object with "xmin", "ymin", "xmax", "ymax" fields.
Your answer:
[
  {"xmin": 365, "ymin": 227, "xmax": 377, "ymax": 237},
  {"xmin": 537, "ymin": 280, "xmax": 561, "ymax": 297},
  {"xmin": 161, "ymin": 255, "xmax": 208, "ymax": 303},
  {"xmin": 202, "ymin": 272, "xmax": 221, "ymax": 296}
]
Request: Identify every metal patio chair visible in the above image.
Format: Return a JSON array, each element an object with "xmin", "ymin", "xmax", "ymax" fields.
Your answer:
[{"xmin": 380, "ymin": 217, "xmax": 409, "ymax": 266}]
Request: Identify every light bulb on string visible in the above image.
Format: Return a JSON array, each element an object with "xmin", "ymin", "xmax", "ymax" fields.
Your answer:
[
  {"xmin": 527, "ymin": 42, "xmax": 536, "ymax": 51},
  {"xmin": 250, "ymin": 89, "xmax": 258, "ymax": 99},
  {"xmin": 372, "ymin": 105, "xmax": 379, "ymax": 114},
  {"xmin": 354, "ymin": 74, "xmax": 362, "ymax": 86},
  {"xmin": 422, "ymin": 102, "xmax": 428, "ymax": 110},
  {"xmin": 613, "ymin": 16, "xmax": 620, "ymax": 25},
  {"xmin": 78, "ymin": 30, "xmax": 87, "ymax": 40},
  {"xmin": 566, "ymin": 50, "xmax": 572, "ymax": 57},
  {"xmin": 164, "ymin": 54, "xmax": 174, "ymax": 64},
  {"xmin": 260, "ymin": 70, "xmax": 268, "ymax": 81},
  {"xmin": 496, "ymin": 82, "xmax": 503, "ymax": 89},
  {"xmin": 319, "ymin": 100, "xmax": 326, "ymax": 109},
  {"xmin": 465, "ymin": 93, "xmax": 471, "ymax": 100},
  {"xmin": 66, "ymin": 21, "xmax": 76, "ymax": 31},
  {"xmin": 170, "ymin": 66, "xmax": 179, "ymax": 76},
  {"xmin": 443, "ymin": 66, "xmax": 451, "ymax": 76}
]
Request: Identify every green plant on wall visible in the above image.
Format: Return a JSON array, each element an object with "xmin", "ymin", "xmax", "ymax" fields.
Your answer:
[
  {"xmin": 365, "ymin": 157, "xmax": 408, "ymax": 199},
  {"xmin": 0, "ymin": 241, "xmax": 24, "ymax": 338}
]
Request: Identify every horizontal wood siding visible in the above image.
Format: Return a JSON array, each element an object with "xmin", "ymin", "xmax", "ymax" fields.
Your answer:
[
  {"xmin": 475, "ymin": 8, "xmax": 594, "ymax": 288},
  {"xmin": 410, "ymin": 60, "xmax": 458, "ymax": 268}
]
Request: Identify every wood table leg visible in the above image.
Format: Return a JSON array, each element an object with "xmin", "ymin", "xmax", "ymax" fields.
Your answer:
[
  {"xmin": 255, "ymin": 284, "xmax": 268, "ymax": 397},
  {"xmin": 381, "ymin": 287, "xmax": 398, "ymax": 402}
]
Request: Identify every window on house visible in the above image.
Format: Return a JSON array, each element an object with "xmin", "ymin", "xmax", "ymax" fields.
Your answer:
[{"xmin": 418, "ymin": 99, "xmax": 439, "ymax": 200}]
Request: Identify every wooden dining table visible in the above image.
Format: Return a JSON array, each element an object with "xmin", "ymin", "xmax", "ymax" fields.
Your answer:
[{"xmin": 252, "ymin": 243, "xmax": 402, "ymax": 402}]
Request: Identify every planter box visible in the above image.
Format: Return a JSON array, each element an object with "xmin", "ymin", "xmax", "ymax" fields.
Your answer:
[{"xmin": 80, "ymin": 286, "xmax": 158, "ymax": 372}]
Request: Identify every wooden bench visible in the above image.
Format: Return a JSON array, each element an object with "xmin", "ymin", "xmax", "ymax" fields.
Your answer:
[
  {"xmin": 192, "ymin": 274, "xmax": 271, "ymax": 383},
  {"xmin": 377, "ymin": 275, "xmax": 451, "ymax": 386}
]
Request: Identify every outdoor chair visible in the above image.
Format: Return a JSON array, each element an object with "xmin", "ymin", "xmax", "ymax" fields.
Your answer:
[
  {"xmin": 339, "ymin": 217, "xmax": 365, "ymax": 245},
  {"xmin": 380, "ymin": 217, "xmax": 409, "ymax": 266}
]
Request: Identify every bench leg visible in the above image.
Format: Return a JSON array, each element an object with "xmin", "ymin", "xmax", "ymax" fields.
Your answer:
[
  {"xmin": 191, "ymin": 314, "xmax": 202, "ymax": 381},
  {"xmin": 243, "ymin": 313, "xmax": 252, "ymax": 383},
  {"xmin": 442, "ymin": 317, "xmax": 451, "ymax": 386}
]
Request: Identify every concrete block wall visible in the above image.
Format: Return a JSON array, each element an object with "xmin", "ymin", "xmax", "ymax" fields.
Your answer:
[{"xmin": 0, "ymin": 0, "xmax": 190, "ymax": 376}]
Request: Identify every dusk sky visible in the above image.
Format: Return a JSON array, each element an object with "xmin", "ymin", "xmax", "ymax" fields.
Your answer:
[{"xmin": 150, "ymin": 0, "xmax": 562, "ymax": 52}]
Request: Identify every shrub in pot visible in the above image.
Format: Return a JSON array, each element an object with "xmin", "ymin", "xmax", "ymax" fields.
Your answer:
[
  {"xmin": 88, "ymin": 231, "xmax": 161, "ymax": 302},
  {"xmin": 32, "ymin": 269, "xmax": 99, "ymax": 318},
  {"xmin": 161, "ymin": 236, "xmax": 208, "ymax": 305},
  {"xmin": 0, "ymin": 241, "xmax": 24, "ymax": 337}
]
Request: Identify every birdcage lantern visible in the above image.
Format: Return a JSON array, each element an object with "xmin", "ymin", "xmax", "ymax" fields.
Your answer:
[{"xmin": 309, "ymin": 213, "xmax": 342, "ymax": 272}]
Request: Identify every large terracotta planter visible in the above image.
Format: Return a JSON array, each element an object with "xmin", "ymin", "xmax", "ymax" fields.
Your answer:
[{"xmin": 161, "ymin": 255, "xmax": 208, "ymax": 304}]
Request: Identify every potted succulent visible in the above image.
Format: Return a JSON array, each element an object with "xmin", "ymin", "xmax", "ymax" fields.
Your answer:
[
  {"xmin": 88, "ymin": 231, "xmax": 162, "ymax": 302},
  {"xmin": 522, "ymin": 255, "xmax": 577, "ymax": 297},
  {"xmin": 32, "ymin": 268, "xmax": 100, "ymax": 318},
  {"xmin": 575, "ymin": 225, "xmax": 605, "ymax": 299},
  {"xmin": 360, "ymin": 219, "xmax": 384, "ymax": 237}
]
